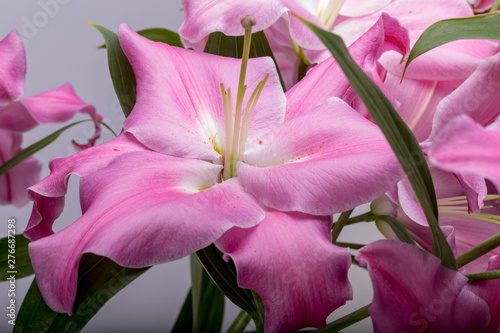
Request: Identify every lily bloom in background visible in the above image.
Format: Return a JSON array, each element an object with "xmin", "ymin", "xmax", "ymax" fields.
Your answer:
[
  {"xmin": 24, "ymin": 24, "xmax": 404, "ymax": 331},
  {"xmin": 357, "ymin": 240, "xmax": 499, "ymax": 333},
  {"xmin": 179, "ymin": 0, "xmax": 496, "ymax": 87},
  {"xmin": 0, "ymin": 29, "xmax": 101, "ymax": 206}
]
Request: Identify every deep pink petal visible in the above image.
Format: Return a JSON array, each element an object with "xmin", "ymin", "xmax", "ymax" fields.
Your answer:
[
  {"xmin": 238, "ymin": 98, "xmax": 403, "ymax": 215},
  {"xmin": 285, "ymin": 13, "xmax": 409, "ymax": 120},
  {"xmin": 216, "ymin": 210, "xmax": 352, "ymax": 332},
  {"xmin": 357, "ymin": 240, "xmax": 491, "ymax": 333},
  {"xmin": 25, "ymin": 133, "xmax": 150, "ymax": 241},
  {"xmin": 429, "ymin": 115, "xmax": 500, "ymax": 190},
  {"xmin": 429, "ymin": 53, "xmax": 500, "ymax": 140},
  {"xmin": 0, "ymin": 130, "xmax": 42, "ymax": 206},
  {"xmin": 467, "ymin": 255, "xmax": 500, "ymax": 333},
  {"xmin": 118, "ymin": 24, "xmax": 285, "ymax": 161},
  {"xmin": 29, "ymin": 151, "xmax": 265, "ymax": 314},
  {"xmin": 471, "ymin": 0, "xmax": 496, "ymax": 12},
  {"xmin": 0, "ymin": 30, "xmax": 26, "ymax": 105},
  {"xmin": 179, "ymin": 0, "xmax": 288, "ymax": 45}
]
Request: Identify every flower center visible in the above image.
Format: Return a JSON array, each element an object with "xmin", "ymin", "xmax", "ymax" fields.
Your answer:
[
  {"xmin": 220, "ymin": 16, "xmax": 268, "ymax": 180},
  {"xmin": 317, "ymin": 0, "xmax": 346, "ymax": 29},
  {"xmin": 437, "ymin": 194, "xmax": 500, "ymax": 225}
]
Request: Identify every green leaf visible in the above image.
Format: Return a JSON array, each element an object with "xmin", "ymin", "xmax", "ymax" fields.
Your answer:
[
  {"xmin": 190, "ymin": 254, "xmax": 225, "ymax": 333},
  {"xmin": 88, "ymin": 22, "xmax": 137, "ymax": 117},
  {"xmin": 204, "ymin": 31, "xmax": 286, "ymax": 91},
  {"xmin": 196, "ymin": 245, "xmax": 263, "ymax": 332},
  {"xmin": 171, "ymin": 289, "xmax": 194, "ymax": 333},
  {"xmin": 300, "ymin": 18, "xmax": 457, "ymax": 270},
  {"xmin": 0, "ymin": 234, "xmax": 33, "ymax": 281},
  {"xmin": 403, "ymin": 12, "xmax": 500, "ymax": 78},
  {"xmin": 15, "ymin": 254, "xmax": 148, "ymax": 333},
  {"xmin": 98, "ymin": 28, "xmax": 184, "ymax": 49},
  {"xmin": 0, "ymin": 119, "xmax": 113, "ymax": 176}
]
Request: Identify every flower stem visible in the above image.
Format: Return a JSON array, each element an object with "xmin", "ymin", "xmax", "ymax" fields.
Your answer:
[
  {"xmin": 331, "ymin": 209, "xmax": 353, "ymax": 242},
  {"xmin": 227, "ymin": 310, "xmax": 252, "ymax": 333},
  {"xmin": 314, "ymin": 304, "xmax": 371, "ymax": 332},
  {"xmin": 466, "ymin": 269, "xmax": 500, "ymax": 282},
  {"xmin": 456, "ymin": 231, "xmax": 500, "ymax": 268},
  {"xmin": 345, "ymin": 211, "xmax": 374, "ymax": 224}
]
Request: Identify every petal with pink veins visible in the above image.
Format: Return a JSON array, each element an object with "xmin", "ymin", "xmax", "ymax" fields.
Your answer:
[
  {"xmin": 238, "ymin": 98, "xmax": 403, "ymax": 215},
  {"xmin": 0, "ymin": 30, "xmax": 26, "ymax": 105},
  {"xmin": 118, "ymin": 24, "xmax": 285, "ymax": 161},
  {"xmin": 0, "ymin": 129, "xmax": 42, "ymax": 206},
  {"xmin": 216, "ymin": 210, "xmax": 352, "ymax": 332},
  {"xmin": 25, "ymin": 133, "xmax": 150, "ymax": 241},
  {"xmin": 429, "ymin": 115, "xmax": 500, "ymax": 191},
  {"xmin": 28, "ymin": 151, "xmax": 265, "ymax": 314},
  {"xmin": 357, "ymin": 240, "xmax": 491, "ymax": 333}
]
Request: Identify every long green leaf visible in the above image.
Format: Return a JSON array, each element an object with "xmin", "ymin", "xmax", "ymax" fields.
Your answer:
[
  {"xmin": 88, "ymin": 22, "xmax": 137, "ymax": 117},
  {"xmin": 204, "ymin": 31, "xmax": 286, "ymax": 91},
  {"xmin": 190, "ymin": 254, "xmax": 225, "ymax": 333},
  {"xmin": 171, "ymin": 289, "xmax": 194, "ymax": 333},
  {"xmin": 0, "ymin": 234, "xmax": 33, "ymax": 281},
  {"xmin": 14, "ymin": 254, "xmax": 148, "ymax": 332},
  {"xmin": 403, "ymin": 13, "xmax": 500, "ymax": 78},
  {"xmin": 300, "ymin": 19, "xmax": 456, "ymax": 269},
  {"xmin": 0, "ymin": 119, "xmax": 112, "ymax": 176},
  {"xmin": 98, "ymin": 27, "xmax": 184, "ymax": 49}
]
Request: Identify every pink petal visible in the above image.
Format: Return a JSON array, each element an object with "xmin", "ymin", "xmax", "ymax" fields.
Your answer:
[
  {"xmin": 467, "ymin": 255, "xmax": 500, "ymax": 333},
  {"xmin": 179, "ymin": 0, "xmax": 288, "ymax": 45},
  {"xmin": 29, "ymin": 151, "xmax": 265, "ymax": 314},
  {"xmin": 285, "ymin": 13, "xmax": 409, "ymax": 120},
  {"xmin": 0, "ymin": 30, "xmax": 26, "ymax": 105},
  {"xmin": 340, "ymin": 0, "xmax": 392, "ymax": 17},
  {"xmin": 238, "ymin": 98, "xmax": 403, "ymax": 215},
  {"xmin": 0, "ymin": 129, "xmax": 42, "ymax": 206},
  {"xmin": 25, "ymin": 133, "xmax": 150, "ymax": 241},
  {"xmin": 357, "ymin": 240, "xmax": 491, "ymax": 333},
  {"xmin": 216, "ymin": 210, "xmax": 352, "ymax": 332},
  {"xmin": 471, "ymin": 0, "xmax": 497, "ymax": 12},
  {"xmin": 118, "ymin": 24, "xmax": 285, "ymax": 161},
  {"xmin": 429, "ymin": 115, "xmax": 500, "ymax": 190},
  {"xmin": 429, "ymin": 53, "xmax": 500, "ymax": 140}
]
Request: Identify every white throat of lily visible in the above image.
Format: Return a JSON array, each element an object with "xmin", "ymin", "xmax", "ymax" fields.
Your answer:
[
  {"xmin": 220, "ymin": 15, "xmax": 269, "ymax": 180},
  {"xmin": 438, "ymin": 195, "xmax": 500, "ymax": 226},
  {"xmin": 317, "ymin": 0, "xmax": 347, "ymax": 29}
]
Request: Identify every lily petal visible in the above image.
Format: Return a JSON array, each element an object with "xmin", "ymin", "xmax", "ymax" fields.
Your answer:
[
  {"xmin": 0, "ymin": 129, "xmax": 42, "ymax": 206},
  {"xmin": 239, "ymin": 98, "xmax": 402, "ymax": 215},
  {"xmin": 429, "ymin": 115, "xmax": 500, "ymax": 190},
  {"xmin": 25, "ymin": 133, "xmax": 150, "ymax": 241},
  {"xmin": 0, "ymin": 30, "xmax": 25, "ymax": 105},
  {"xmin": 216, "ymin": 210, "xmax": 352, "ymax": 332},
  {"xmin": 357, "ymin": 239, "xmax": 491, "ymax": 333},
  {"xmin": 118, "ymin": 24, "xmax": 285, "ymax": 161},
  {"xmin": 28, "ymin": 151, "xmax": 265, "ymax": 314}
]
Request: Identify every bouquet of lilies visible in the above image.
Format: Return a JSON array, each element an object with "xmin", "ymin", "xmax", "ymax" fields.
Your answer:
[{"xmin": 1, "ymin": 0, "xmax": 500, "ymax": 332}]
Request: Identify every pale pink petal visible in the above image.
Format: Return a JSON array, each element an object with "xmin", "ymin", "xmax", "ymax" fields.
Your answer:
[
  {"xmin": 467, "ymin": 255, "xmax": 500, "ymax": 333},
  {"xmin": 179, "ymin": 0, "xmax": 288, "ymax": 45},
  {"xmin": 25, "ymin": 133, "xmax": 150, "ymax": 241},
  {"xmin": 429, "ymin": 53, "xmax": 500, "ymax": 140},
  {"xmin": 118, "ymin": 24, "xmax": 285, "ymax": 161},
  {"xmin": 216, "ymin": 210, "xmax": 352, "ymax": 332},
  {"xmin": 0, "ymin": 129, "xmax": 42, "ymax": 206},
  {"xmin": 0, "ymin": 30, "xmax": 25, "ymax": 105},
  {"xmin": 357, "ymin": 240, "xmax": 491, "ymax": 333},
  {"xmin": 285, "ymin": 13, "xmax": 409, "ymax": 120},
  {"xmin": 429, "ymin": 115, "xmax": 500, "ymax": 190},
  {"xmin": 28, "ymin": 151, "xmax": 265, "ymax": 314},
  {"xmin": 340, "ymin": 0, "xmax": 392, "ymax": 17},
  {"xmin": 238, "ymin": 98, "xmax": 403, "ymax": 215}
]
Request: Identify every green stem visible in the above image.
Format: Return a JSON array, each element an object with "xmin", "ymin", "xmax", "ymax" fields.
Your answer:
[
  {"xmin": 331, "ymin": 209, "xmax": 353, "ymax": 242},
  {"xmin": 227, "ymin": 310, "xmax": 252, "ymax": 333},
  {"xmin": 335, "ymin": 242, "xmax": 365, "ymax": 250},
  {"xmin": 466, "ymin": 269, "xmax": 500, "ymax": 282},
  {"xmin": 456, "ymin": 231, "xmax": 500, "ymax": 268},
  {"xmin": 314, "ymin": 304, "xmax": 371, "ymax": 332},
  {"xmin": 345, "ymin": 212, "xmax": 374, "ymax": 224}
]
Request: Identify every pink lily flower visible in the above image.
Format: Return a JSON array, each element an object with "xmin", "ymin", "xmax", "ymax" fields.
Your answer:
[
  {"xmin": 0, "ymin": 30, "xmax": 101, "ymax": 206},
  {"xmin": 356, "ymin": 239, "xmax": 496, "ymax": 333},
  {"xmin": 24, "ymin": 24, "xmax": 403, "ymax": 331}
]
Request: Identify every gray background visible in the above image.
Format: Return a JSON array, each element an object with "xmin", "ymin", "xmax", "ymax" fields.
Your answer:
[{"xmin": 0, "ymin": 1, "xmax": 379, "ymax": 332}]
